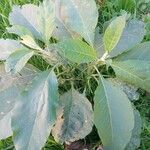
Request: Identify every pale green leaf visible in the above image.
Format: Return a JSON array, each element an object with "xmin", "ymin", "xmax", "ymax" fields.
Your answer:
[
  {"xmin": 57, "ymin": 39, "xmax": 97, "ymax": 63},
  {"xmin": 110, "ymin": 20, "xmax": 145, "ymax": 57},
  {"xmin": 0, "ymin": 39, "xmax": 22, "ymax": 60},
  {"xmin": 38, "ymin": 0, "xmax": 55, "ymax": 43},
  {"xmin": 115, "ymin": 41, "xmax": 150, "ymax": 61},
  {"xmin": 5, "ymin": 49, "xmax": 34, "ymax": 74},
  {"xmin": 7, "ymin": 25, "xmax": 33, "ymax": 37},
  {"xmin": 21, "ymin": 35, "xmax": 42, "ymax": 50},
  {"xmin": 60, "ymin": 0, "xmax": 98, "ymax": 45},
  {"xmin": 11, "ymin": 70, "xmax": 58, "ymax": 150},
  {"xmin": 103, "ymin": 15, "xmax": 126, "ymax": 52},
  {"xmin": 9, "ymin": 1, "xmax": 55, "ymax": 43},
  {"xmin": 94, "ymin": 75, "xmax": 134, "ymax": 150},
  {"xmin": 0, "ymin": 64, "xmax": 37, "ymax": 140},
  {"xmin": 112, "ymin": 60, "xmax": 150, "ymax": 92},
  {"xmin": 94, "ymin": 27, "xmax": 105, "ymax": 58},
  {"xmin": 52, "ymin": 89, "xmax": 93, "ymax": 143},
  {"xmin": 125, "ymin": 109, "xmax": 142, "ymax": 150},
  {"xmin": 9, "ymin": 5, "xmax": 41, "ymax": 39}
]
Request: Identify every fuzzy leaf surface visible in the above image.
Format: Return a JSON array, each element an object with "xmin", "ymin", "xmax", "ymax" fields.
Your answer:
[
  {"xmin": 60, "ymin": 0, "xmax": 98, "ymax": 45},
  {"xmin": 110, "ymin": 20, "xmax": 145, "ymax": 57},
  {"xmin": 5, "ymin": 48, "xmax": 34, "ymax": 74},
  {"xmin": 103, "ymin": 15, "xmax": 126, "ymax": 52},
  {"xmin": 0, "ymin": 64, "xmax": 37, "ymax": 140},
  {"xmin": 125, "ymin": 109, "xmax": 142, "ymax": 150},
  {"xmin": 94, "ymin": 76, "xmax": 134, "ymax": 150},
  {"xmin": 11, "ymin": 70, "xmax": 58, "ymax": 150},
  {"xmin": 112, "ymin": 60, "xmax": 150, "ymax": 92},
  {"xmin": 57, "ymin": 39, "xmax": 97, "ymax": 63},
  {"xmin": 52, "ymin": 89, "xmax": 93, "ymax": 143},
  {"xmin": 0, "ymin": 39, "xmax": 22, "ymax": 60},
  {"xmin": 114, "ymin": 42, "xmax": 150, "ymax": 61}
]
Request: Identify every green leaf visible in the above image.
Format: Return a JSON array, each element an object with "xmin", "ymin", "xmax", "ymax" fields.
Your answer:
[
  {"xmin": 0, "ymin": 39, "xmax": 22, "ymax": 60},
  {"xmin": 103, "ymin": 15, "xmax": 126, "ymax": 52},
  {"xmin": 38, "ymin": 0, "xmax": 55, "ymax": 43},
  {"xmin": 7, "ymin": 25, "xmax": 33, "ymax": 37},
  {"xmin": 21, "ymin": 35, "xmax": 42, "ymax": 50},
  {"xmin": 5, "ymin": 48, "xmax": 34, "ymax": 74},
  {"xmin": 57, "ymin": 39, "xmax": 97, "ymax": 63},
  {"xmin": 94, "ymin": 27, "xmax": 105, "ymax": 58},
  {"xmin": 52, "ymin": 89, "xmax": 93, "ymax": 143},
  {"xmin": 115, "ymin": 42, "xmax": 150, "ymax": 61},
  {"xmin": 0, "ymin": 64, "xmax": 37, "ymax": 140},
  {"xmin": 9, "ymin": 1, "xmax": 55, "ymax": 43},
  {"xmin": 11, "ymin": 70, "xmax": 58, "ymax": 150},
  {"xmin": 94, "ymin": 75, "xmax": 134, "ymax": 150},
  {"xmin": 9, "ymin": 5, "xmax": 41, "ymax": 39},
  {"xmin": 107, "ymin": 78, "xmax": 139, "ymax": 101},
  {"xmin": 112, "ymin": 60, "xmax": 150, "ymax": 92},
  {"xmin": 125, "ymin": 109, "xmax": 142, "ymax": 150},
  {"xmin": 110, "ymin": 20, "xmax": 145, "ymax": 57},
  {"xmin": 60, "ymin": 0, "xmax": 98, "ymax": 45}
]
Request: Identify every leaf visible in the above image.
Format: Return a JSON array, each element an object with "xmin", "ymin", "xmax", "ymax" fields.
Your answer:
[
  {"xmin": 7, "ymin": 25, "xmax": 33, "ymax": 37},
  {"xmin": 21, "ymin": 35, "xmax": 42, "ymax": 50},
  {"xmin": 110, "ymin": 19, "xmax": 145, "ymax": 57},
  {"xmin": 94, "ymin": 27, "xmax": 105, "ymax": 58},
  {"xmin": 0, "ymin": 64, "xmax": 37, "ymax": 140},
  {"xmin": 115, "ymin": 41, "xmax": 150, "ymax": 61},
  {"xmin": 60, "ymin": 0, "xmax": 98, "ymax": 45},
  {"xmin": 52, "ymin": 89, "xmax": 93, "ymax": 143},
  {"xmin": 38, "ymin": 0, "xmax": 55, "ymax": 43},
  {"xmin": 5, "ymin": 48, "xmax": 34, "ymax": 74},
  {"xmin": 112, "ymin": 60, "xmax": 150, "ymax": 92},
  {"xmin": 107, "ymin": 78, "xmax": 139, "ymax": 101},
  {"xmin": 125, "ymin": 109, "xmax": 142, "ymax": 150},
  {"xmin": 11, "ymin": 70, "xmax": 58, "ymax": 150},
  {"xmin": 103, "ymin": 15, "xmax": 126, "ymax": 52},
  {"xmin": 9, "ymin": 5, "xmax": 41, "ymax": 39},
  {"xmin": 57, "ymin": 39, "xmax": 97, "ymax": 63},
  {"xmin": 94, "ymin": 75, "xmax": 134, "ymax": 150},
  {"xmin": 0, "ymin": 39, "xmax": 22, "ymax": 60},
  {"xmin": 0, "ymin": 113, "xmax": 12, "ymax": 140},
  {"xmin": 9, "ymin": 1, "xmax": 55, "ymax": 43}
]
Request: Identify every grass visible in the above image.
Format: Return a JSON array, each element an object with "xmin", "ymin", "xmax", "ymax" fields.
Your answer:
[{"xmin": 0, "ymin": 0, "xmax": 150, "ymax": 150}]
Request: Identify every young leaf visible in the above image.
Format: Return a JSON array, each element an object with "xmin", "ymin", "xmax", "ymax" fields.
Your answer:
[
  {"xmin": 125, "ymin": 109, "xmax": 142, "ymax": 150},
  {"xmin": 52, "ymin": 89, "xmax": 93, "ymax": 143},
  {"xmin": 94, "ymin": 27, "xmax": 105, "ymax": 58},
  {"xmin": 115, "ymin": 41, "xmax": 150, "ymax": 61},
  {"xmin": 0, "ymin": 64, "xmax": 37, "ymax": 140},
  {"xmin": 103, "ymin": 15, "xmax": 126, "ymax": 52},
  {"xmin": 94, "ymin": 75, "xmax": 134, "ymax": 150},
  {"xmin": 60, "ymin": 0, "xmax": 98, "ymax": 45},
  {"xmin": 11, "ymin": 70, "xmax": 58, "ymax": 150},
  {"xmin": 57, "ymin": 39, "xmax": 97, "ymax": 63},
  {"xmin": 21, "ymin": 35, "xmax": 42, "ymax": 50},
  {"xmin": 38, "ymin": 0, "xmax": 55, "ymax": 43},
  {"xmin": 0, "ymin": 39, "xmax": 22, "ymax": 60},
  {"xmin": 110, "ymin": 20, "xmax": 145, "ymax": 57},
  {"xmin": 112, "ymin": 60, "xmax": 150, "ymax": 92},
  {"xmin": 5, "ymin": 49, "xmax": 34, "ymax": 74}
]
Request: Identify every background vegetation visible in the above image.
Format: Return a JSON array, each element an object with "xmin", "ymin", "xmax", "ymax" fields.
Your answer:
[{"xmin": 0, "ymin": 0, "xmax": 149, "ymax": 149}]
